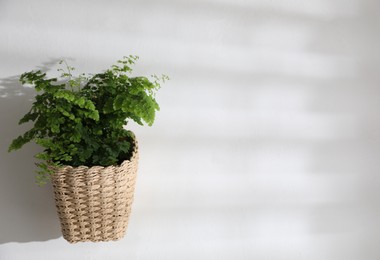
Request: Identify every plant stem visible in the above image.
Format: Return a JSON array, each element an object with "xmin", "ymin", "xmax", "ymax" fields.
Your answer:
[{"xmin": 62, "ymin": 60, "xmax": 74, "ymax": 92}]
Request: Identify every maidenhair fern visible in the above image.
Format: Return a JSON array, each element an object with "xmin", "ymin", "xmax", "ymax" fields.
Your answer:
[{"xmin": 9, "ymin": 55, "xmax": 168, "ymax": 185}]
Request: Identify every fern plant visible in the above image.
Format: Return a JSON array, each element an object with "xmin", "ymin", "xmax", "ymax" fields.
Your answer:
[{"xmin": 8, "ymin": 55, "xmax": 168, "ymax": 185}]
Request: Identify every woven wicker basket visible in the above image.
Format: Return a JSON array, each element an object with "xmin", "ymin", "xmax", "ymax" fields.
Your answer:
[{"xmin": 51, "ymin": 142, "xmax": 139, "ymax": 243}]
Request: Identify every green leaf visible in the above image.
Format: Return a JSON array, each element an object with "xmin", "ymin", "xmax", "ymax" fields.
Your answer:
[
  {"xmin": 54, "ymin": 90, "xmax": 75, "ymax": 101},
  {"xmin": 88, "ymin": 110, "xmax": 99, "ymax": 121},
  {"xmin": 19, "ymin": 111, "xmax": 39, "ymax": 124},
  {"xmin": 8, "ymin": 129, "xmax": 37, "ymax": 151},
  {"xmin": 51, "ymin": 124, "xmax": 60, "ymax": 133},
  {"xmin": 84, "ymin": 100, "xmax": 95, "ymax": 110},
  {"xmin": 113, "ymin": 95, "xmax": 125, "ymax": 110},
  {"xmin": 103, "ymin": 99, "xmax": 114, "ymax": 114},
  {"xmin": 76, "ymin": 97, "xmax": 86, "ymax": 107}
]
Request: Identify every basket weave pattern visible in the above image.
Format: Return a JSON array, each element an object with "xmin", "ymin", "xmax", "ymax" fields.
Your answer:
[{"xmin": 51, "ymin": 143, "xmax": 139, "ymax": 243}]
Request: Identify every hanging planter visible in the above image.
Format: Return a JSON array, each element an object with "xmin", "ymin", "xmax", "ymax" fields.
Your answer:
[
  {"xmin": 51, "ymin": 140, "xmax": 139, "ymax": 243},
  {"xmin": 8, "ymin": 56, "xmax": 168, "ymax": 243}
]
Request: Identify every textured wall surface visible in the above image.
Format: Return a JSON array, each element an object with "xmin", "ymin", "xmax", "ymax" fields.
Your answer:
[{"xmin": 1, "ymin": 0, "xmax": 380, "ymax": 259}]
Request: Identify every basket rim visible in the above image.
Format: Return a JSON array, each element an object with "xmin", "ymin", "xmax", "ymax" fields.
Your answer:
[{"xmin": 51, "ymin": 139, "xmax": 139, "ymax": 173}]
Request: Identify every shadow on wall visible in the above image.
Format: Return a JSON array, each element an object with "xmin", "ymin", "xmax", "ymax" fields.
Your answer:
[{"xmin": 0, "ymin": 59, "xmax": 63, "ymax": 244}]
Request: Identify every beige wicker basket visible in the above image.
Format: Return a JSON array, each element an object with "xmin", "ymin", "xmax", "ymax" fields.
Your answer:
[{"xmin": 51, "ymin": 142, "xmax": 139, "ymax": 243}]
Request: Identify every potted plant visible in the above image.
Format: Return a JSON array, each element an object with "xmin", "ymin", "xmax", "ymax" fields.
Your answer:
[{"xmin": 8, "ymin": 55, "xmax": 168, "ymax": 243}]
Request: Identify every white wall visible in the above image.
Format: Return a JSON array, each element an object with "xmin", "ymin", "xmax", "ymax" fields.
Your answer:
[{"xmin": 1, "ymin": 0, "xmax": 380, "ymax": 259}]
